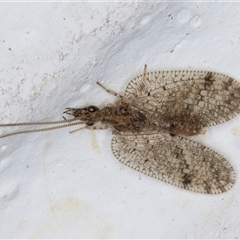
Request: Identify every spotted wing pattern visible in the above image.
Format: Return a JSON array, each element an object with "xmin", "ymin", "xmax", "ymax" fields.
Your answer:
[
  {"xmin": 111, "ymin": 131, "xmax": 235, "ymax": 194},
  {"xmin": 124, "ymin": 70, "xmax": 240, "ymax": 130},
  {"xmin": 110, "ymin": 69, "xmax": 239, "ymax": 194}
]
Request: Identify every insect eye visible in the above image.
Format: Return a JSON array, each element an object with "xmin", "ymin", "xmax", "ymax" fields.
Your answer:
[{"xmin": 88, "ymin": 106, "xmax": 99, "ymax": 112}]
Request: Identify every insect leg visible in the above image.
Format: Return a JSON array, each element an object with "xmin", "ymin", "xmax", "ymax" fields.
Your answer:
[
  {"xmin": 96, "ymin": 82, "xmax": 123, "ymax": 98},
  {"xmin": 143, "ymin": 64, "xmax": 147, "ymax": 82},
  {"xmin": 69, "ymin": 124, "xmax": 108, "ymax": 134}
]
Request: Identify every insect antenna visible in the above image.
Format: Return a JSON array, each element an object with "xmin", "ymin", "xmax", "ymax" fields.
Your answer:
[{"xmin": 0, "ymin": 118, "xmax": 85, "ymax": 139}]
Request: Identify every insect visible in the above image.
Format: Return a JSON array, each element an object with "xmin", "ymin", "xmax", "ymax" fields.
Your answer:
[{"xmin": 1, "ymin": 65, "xmax": 239, "ymax": 194}]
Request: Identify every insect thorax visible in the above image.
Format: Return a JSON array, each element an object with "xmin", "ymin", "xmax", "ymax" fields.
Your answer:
[{"xmin": 102, "ymin": 102, "xmax": 147, "ymax": 131}]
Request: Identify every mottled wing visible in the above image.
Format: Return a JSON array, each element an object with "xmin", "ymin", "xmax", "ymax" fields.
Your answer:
[
  {"xmin": 124, "ymin": 70, "xmax": 240, "ymax": 130},
  {"xmin": 111, "ymin": 131, "xmax": 235, "ymax": 194}
]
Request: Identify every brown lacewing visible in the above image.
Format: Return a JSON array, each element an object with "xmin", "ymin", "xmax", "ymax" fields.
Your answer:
[{"xmin": 1, "ymin": 65, "xmax": 239, "ymax": 194}]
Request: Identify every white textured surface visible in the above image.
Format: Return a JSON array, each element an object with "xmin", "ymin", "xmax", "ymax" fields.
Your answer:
[{"xmin": 1, "ymin": 2, "xmax": 240, "ymax": 238}]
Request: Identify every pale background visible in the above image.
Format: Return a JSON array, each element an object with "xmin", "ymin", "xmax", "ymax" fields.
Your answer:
[{"xmin": 0, "ymin": 2, "xmax": 240, "ymax": 238}]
